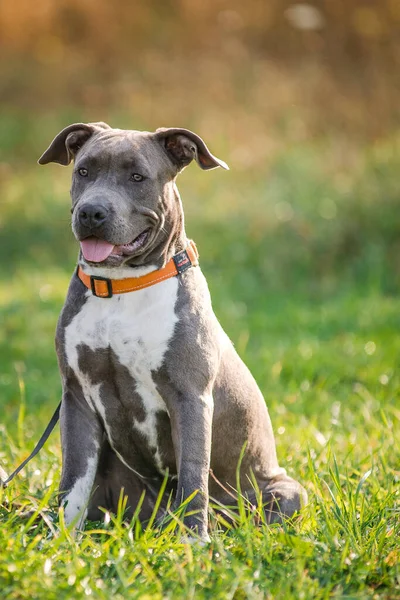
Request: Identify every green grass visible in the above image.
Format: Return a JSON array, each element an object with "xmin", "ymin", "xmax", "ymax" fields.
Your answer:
[{"xmin": 0, "ymin": 113, "xmax": 399, "ymax": 599}]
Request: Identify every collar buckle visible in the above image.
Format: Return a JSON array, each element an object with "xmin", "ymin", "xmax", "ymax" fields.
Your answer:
[{"xmin": 90, "ymin": 275, "xmax": 113, "ymax": 298}]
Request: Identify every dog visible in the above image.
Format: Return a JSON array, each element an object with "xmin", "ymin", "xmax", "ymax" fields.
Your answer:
[{"xmin": 38, "ymin": 122, "xmax": 307, "ymax": 541}]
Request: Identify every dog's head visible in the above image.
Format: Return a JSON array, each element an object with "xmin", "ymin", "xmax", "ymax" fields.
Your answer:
[{"xmin": 39, "ymin": 122, "xmax": 228, "ymax": 268}]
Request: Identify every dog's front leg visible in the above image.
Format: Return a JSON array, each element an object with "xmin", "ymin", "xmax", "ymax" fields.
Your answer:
[
  {"xmin": 169, "ymin": 391, "xmax": 213, "ymax": 542},
  {"xmin": 59, "ymin": 386, "xmax": 103, "ymax": 529}
]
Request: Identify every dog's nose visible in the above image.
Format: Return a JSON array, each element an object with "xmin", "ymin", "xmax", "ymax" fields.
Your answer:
[{"xmin": 78, "ymin": 204, "xmax": 108, "ymax": 228}]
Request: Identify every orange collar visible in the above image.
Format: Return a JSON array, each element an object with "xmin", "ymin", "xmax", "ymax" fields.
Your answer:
[{"xmin": 77, "ymin": 240, "xmax": 199, "ymax": 298}]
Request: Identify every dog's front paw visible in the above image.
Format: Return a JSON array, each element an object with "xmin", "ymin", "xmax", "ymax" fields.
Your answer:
[{"xmin": 181, "ymin": 532, "xmax": 211, "ymax": 546}]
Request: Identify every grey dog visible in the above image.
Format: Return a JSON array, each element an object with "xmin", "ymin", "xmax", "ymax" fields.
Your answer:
[{"xmin": 38, "ymin": 122, "xmax": 307, "ymax": 541}]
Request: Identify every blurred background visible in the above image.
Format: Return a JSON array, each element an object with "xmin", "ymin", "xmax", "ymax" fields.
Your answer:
[
  {"xmin": 1, "ymin": 0, "xmax": 399, "ymax": 282},
  {"xmin": 0, "ymin": 1, "xmax": 399, "ymax": 476}
]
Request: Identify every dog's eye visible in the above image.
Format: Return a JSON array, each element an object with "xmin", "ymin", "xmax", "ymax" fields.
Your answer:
[
  {"xmin": 130, "ymin": 173, "xmax": 144, "ymax": 182},
  {"xmin": 78, "ymin": 168, "xmax": 88, "ymax": 177}
]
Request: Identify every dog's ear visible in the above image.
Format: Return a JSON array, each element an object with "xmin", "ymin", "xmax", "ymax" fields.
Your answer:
[
  {"xmin": 38, "ymin": 122, "xmax": 111, "ymax": 166},
  {"xmin": 155, "ymin": 127, "xmax": 229, "ymax": 172}
]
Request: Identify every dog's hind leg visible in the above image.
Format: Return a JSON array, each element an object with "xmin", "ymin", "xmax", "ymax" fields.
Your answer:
[{"xmin": 210, "ymin": 474, "xmax": 307, "ymax": 527}]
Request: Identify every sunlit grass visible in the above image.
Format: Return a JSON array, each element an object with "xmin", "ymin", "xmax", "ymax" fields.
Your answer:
[{"xmin": 0, "ymin": 115, "xmax": 399, "ymax": 598}]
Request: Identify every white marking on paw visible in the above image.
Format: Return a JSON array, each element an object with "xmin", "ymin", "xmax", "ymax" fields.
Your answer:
[
  {"xmin": 181, "ymin": 533, "xmax": 211, "ymax": 546},
  {"xmin": 63, "ymin": 455, "xmax": 98, "ymax": 528}
]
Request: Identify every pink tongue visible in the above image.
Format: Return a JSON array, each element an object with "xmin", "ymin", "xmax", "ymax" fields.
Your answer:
[{"xmin": 80, "ymin": 238, "xmax": 115, "ymax": 263}]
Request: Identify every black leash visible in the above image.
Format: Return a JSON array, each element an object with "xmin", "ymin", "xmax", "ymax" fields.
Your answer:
[{"xmin": 1, "ymin": 402, "xmax": 61, "ymax": 487}]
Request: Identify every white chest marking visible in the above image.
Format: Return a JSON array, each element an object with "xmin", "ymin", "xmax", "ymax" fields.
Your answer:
[{"xmin": 64, "ymin": 277, "xmax": 179, "ymax": 472}]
